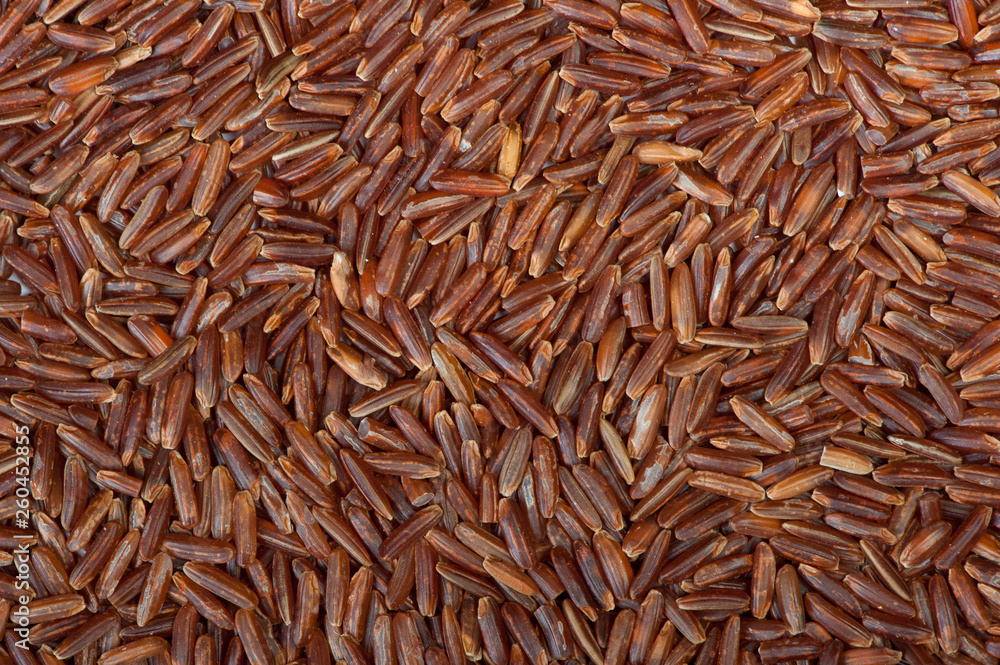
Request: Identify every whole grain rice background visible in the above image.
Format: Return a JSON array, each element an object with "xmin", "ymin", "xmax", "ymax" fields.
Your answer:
[{"xmin": 4, "ymin": 0, "xmax": 1000, "ymax": 663}]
